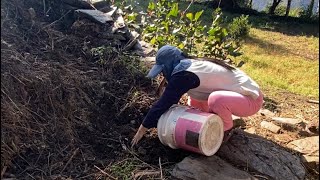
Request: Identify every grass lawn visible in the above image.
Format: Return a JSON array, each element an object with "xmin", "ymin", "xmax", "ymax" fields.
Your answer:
[{"xmin": 234, "ymin": 27, "xmax": 319, "ymax": 98}]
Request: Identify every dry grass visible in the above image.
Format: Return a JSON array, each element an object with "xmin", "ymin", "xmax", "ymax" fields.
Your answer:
[{"xmin": 234, "ymin": 28, "xmax": 319, "ymax": 98}]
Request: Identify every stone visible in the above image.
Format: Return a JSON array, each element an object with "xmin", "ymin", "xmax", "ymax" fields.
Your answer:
[
  {"xmin": 260, "ymin": 121, "xmax": 281, "ymax": 133},
  {"xmin": 92, "ymin": 0, "xmax": 113, "ymax": 13},
  {"xmin": 287, "ymin": 136, "xmax": 319, "ymax": 156},
  {"xmin": 244, "ymin": 127, "xmax": 256, "ymax": 134},
  {"xmin": 273, "ymin": 134, "xmax": 294, "ymax": 143},
  {"xmin": 216, "ymin": 129, "xmax": 306, "ymax": 180},
  {"xmin": 259, "ymin": 109, "xmax": 275, "ymax": 117},
  {"xmin": 105, "ymin": 6, "xmax": 118, "ymax": 16},
  {"xmin": 75, "ymin": 9, "xmax": 113, "ymax": 24},
  {"xmin": 172, "ymin": 155, "xmax": 257, "ymax": 180},
  {"xmin": 113, "ymin": 14, "xmax": 126, "ymax": 30},
  {"xmin": 271, "ymin": 117, "xmax": 303, "ymax": 125}
]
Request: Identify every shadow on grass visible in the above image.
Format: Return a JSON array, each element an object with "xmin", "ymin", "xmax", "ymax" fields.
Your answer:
[
  {"xmin": 244, "ymin": 35, "xmax": 318, "ymax": 61},
  {"xmin": 250, "ymin": 16, "xmax": 319, "ymax": 38},
  {"xmin": 222, "ymin": 10, "xmax": 319, "ymax": 38}
]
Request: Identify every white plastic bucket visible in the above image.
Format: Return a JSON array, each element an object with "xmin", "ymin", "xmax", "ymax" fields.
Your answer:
[{"xmin": 157, "ymin": 104, "xmax": 224, "ymax": 156}]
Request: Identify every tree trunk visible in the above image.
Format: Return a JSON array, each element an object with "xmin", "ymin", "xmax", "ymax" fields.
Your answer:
[
  {"xmin": 306, "ymin": 0, "xmax": 315, "ymax": 18},
  {"xmin": 269, "ymin": 0, "xmax": 282, "ymax": 15},
  {"xmin": 285, "ymin": 0, "xmax": 292, "ymax": 17}
]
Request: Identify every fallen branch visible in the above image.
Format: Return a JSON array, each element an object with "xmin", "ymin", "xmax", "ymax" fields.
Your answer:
[
  {"xmin": 60, "ymin": 148, "xmax": 79, "ymax": 173},
  {"xmin": 94, "ymin": 165, "xmax": 116, "ymax": 180},
  {"xmin": 159, "ymin": 157, "xmax": 163, "ymax": 179},
  {"xmin": 1, "ymin": 166, "xmax": 7, "ymax": 179},
  {"xmin": 134, "ymin": 170, "xmax": 160, "ymax": 179},
  {"xmin": 307, "ymin": 100, "xmax": 319, "ymax": 104}
]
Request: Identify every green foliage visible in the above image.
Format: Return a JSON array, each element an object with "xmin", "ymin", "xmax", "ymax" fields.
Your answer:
[
  {"xmin": 137, "ymin": 1, "xmax": 248, "ymax": 59},
  {"xmin": 288, "ymin": 8, "xmax": 305, "ymax": 17},
  {"xmin": 274, "ymin": 5, "xmax": 287, "ymax": 16},
  {"xmin": 227, "ymin": 14, "xmax": 251, "ymax": 42}
]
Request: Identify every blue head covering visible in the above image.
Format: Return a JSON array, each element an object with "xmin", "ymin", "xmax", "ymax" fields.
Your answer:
[{"xmin": 146, "ymin": 45, "xmax": 192, "ymax": 80}]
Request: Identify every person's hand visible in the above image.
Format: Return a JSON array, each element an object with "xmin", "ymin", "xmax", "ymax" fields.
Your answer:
[{"xmin": 131, "ymin": 125, "xmax": 148, "ymax": 147}]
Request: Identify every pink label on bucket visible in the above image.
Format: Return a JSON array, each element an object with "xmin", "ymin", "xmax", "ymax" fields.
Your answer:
[
  {"xmin": 175, "ymin": 118, "xmax": 202, "ymax": 153},
  {"xmin": 185, "ymin": 108, "xmax": 211, "ymax": 116}
]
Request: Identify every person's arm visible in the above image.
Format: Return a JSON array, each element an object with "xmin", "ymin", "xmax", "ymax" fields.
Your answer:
[{"xmin": 132, "ymin": 71, "xmax": 200, "ymax": 146}]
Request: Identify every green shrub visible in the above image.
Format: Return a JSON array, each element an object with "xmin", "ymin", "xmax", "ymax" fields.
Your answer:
[
  {"xmin": 227, "ymin": 14, "xmax": 251, "ymax": 42},
  {"xmin": 139, "ymin": 1, "xmax": 245, "ymax": 59}
]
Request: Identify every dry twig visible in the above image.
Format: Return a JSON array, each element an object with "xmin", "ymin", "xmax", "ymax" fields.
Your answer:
[{"xmin": 94, "ymin": 165, "xmax": 116, "ymax": 180}]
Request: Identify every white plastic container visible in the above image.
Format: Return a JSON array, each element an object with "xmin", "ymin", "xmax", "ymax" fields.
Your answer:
[{"xmin": 157, "ymin": 104, "xmax": 224, "ymax": 156}]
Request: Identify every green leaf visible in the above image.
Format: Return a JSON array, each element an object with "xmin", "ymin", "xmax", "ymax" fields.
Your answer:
[
  {"xmin": 194, "ymin": 10, "xmax": 204, "ymax": 21},
  {"xmin": 127, "ymin": 13, "xmax": 137, "ymax": 21},
  {"xmin": 221, "ymin": 28, "xmax": 228, "ymax": 37},
  {"xmin": 168, "ymin": 3, "xmax": 179, "ymax": 17},
  {"xmin": 150, "ymin": 36, "xmax": 157, "ymax": 45},
  {"xmin": 148, "ymin": 2, "xmax": 155, "ymax": 10},
  {"xmin": 208, "ymin": 28, "xmax": 218, "ymax": 36},
  {"xmin": 186, "ymin": 13, "xmax": 193, "ymax": 21}
]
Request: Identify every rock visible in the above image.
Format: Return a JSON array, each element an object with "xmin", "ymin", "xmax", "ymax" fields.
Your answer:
[
  {"xmin": 172, "ymin": 155, "xmax": 256, "ymax": 180},
  {"xmin": 271, "ymin": 117, "xmax": 302, "ymax": 126},
  {"xmin": 92, "ymin": 0, "xmax": 113, "ymax": 13},
  {"xmin": 105, "ymin": 6, "xmax": 118, "ymax": 16},
  {"xmin": 287, "ymin": 136, "xmax": 319, "ymax": 156},
  {"xmin": 75, "ymin": 9, "xmax": 113, "ymax": 24},
  {"xmin": 216, "ymin": 129, "xmax": 306, "ymax": 180},
  {"xmin": 260, "ymin": 121, "xmax": 281, "ymax": 133},
  {"xmin": 113, "ymin": 14, "xmax": 126, "ymax": 30},
  {"xmin": 244, "ymin": 127, "xmax": 256, "ymax": 134},
  {"xmin": 259, "ymin": 109, "xmax": 275, "ymax": 117},
  {"xmin": 273, "ymin": 134, "xmax": 294, "ymax": 143}
]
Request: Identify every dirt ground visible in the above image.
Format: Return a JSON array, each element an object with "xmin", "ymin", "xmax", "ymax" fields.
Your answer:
[{"xmin": 1, "ymin": 0, "xmax": 319, "ymax": 179}]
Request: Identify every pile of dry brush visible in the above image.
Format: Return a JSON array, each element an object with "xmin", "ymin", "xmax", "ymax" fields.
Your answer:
[{"xmin": 1, "ymin": 0, "xmax": 160, "ymax": 178}]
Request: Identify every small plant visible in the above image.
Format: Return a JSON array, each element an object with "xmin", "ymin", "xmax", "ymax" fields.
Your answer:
[
  {"xmin": 227, "ymin": 14, "xmax": 251, "ymax": 44},
  {"xmin": 110, "ymin": 160, "xmax": 139, "ymax": 179},
  {"xmin": 90, "ymin": 46, "xmax": 118, "ymax": 65}
]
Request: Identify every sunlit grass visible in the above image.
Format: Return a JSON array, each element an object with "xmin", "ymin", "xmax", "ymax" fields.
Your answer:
[{"xmin": 234, "ymin": 28, "xmax": 319, "ymax": 98}]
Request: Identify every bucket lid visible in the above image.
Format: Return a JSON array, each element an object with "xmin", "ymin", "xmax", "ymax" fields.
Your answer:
[{"xmin": 199, "ymin": 114, "xmax": 224, "ymax": 156}]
